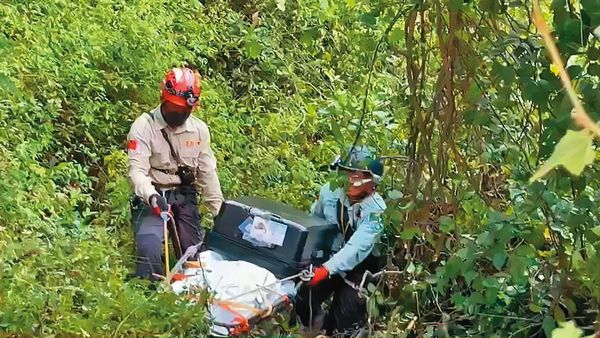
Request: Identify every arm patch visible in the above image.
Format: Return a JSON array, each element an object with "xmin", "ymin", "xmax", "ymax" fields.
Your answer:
[{"xmin": 369, "ymin": 212, "xmax": 382, "ymax": 223}]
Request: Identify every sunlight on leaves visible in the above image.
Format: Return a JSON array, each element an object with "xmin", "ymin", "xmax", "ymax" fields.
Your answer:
[
  {"xmin": 529, "ymin": 130, "xmax": 595, "ymax": 183},
  {"xmin": 551, "ymin": 321, "xmax": 583, "ymax": 338}
]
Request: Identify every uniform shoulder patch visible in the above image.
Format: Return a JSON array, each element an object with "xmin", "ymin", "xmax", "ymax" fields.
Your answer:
[
  {"xmin": 128, "ymin": 139, "xmax": 137, "ymax": 150},
  {"xmin": 369, "ymin": 212, "xmax": 383, "ymax": 223},
  {"xmin": 127, "ymin": 139, "xmax": 143, "ymax": 155}
]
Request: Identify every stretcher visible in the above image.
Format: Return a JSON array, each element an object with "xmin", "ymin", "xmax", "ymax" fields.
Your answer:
[{"xmin": 165, "ymin": 244, "xmax": 312, "ymax": 337}]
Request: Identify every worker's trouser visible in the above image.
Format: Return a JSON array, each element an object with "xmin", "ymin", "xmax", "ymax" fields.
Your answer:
[
  {"xmin": 294, "ymin": 255, "xmax": 381, "ymax": 337},
  {"xmin": 130, "ymin": 185, "xmax": 203, "ymax": 279}
]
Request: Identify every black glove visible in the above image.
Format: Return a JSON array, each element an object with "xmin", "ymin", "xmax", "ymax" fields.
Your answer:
[
  {"xmin": 176, "ymin": 165, "xmax": 196, "ymax": 186},
  {"xmin": 149, "ymin": 194, "xmax": 169, "ymax": 217}
]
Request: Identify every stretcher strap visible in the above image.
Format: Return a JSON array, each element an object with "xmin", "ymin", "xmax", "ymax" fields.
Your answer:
[
  {"xmin": 213, "ymin": 300, "xmax": 253, "ymax": 335},
  {"xmin": 260, "ymin": 305, "xmax": 274, "ymax": 319},
  {"xmin": 214, "ymin": 299, "xmax": 263, "ymax": 316}
]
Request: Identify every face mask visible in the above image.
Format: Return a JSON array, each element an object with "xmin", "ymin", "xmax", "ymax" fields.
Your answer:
[
  {"xmin": 350, "ymin": 178, "xmax": 373, "ymax": 187},
  {"xmin": 162, "ymin": 110, "xmax": 191, "ymax": 127},
  {"xmin": 346, "ymin": 173, "xmax": 374, "ymax": 202}
]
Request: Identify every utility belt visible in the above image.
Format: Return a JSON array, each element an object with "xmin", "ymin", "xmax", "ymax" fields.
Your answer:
[
  {"xmin": 130, "ymin": 184, "xmax": 199, "ymax": 215},
  {"xmin": 152, "ymin": 179, "xmax": 198, "ymax": 198},
  {"xmin": 154, "ymin": 165, "xmax": 196, "ymax": 187}
]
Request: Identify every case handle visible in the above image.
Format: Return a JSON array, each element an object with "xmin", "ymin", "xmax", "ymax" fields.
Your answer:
[{"xmin": 227, "ymin": 200, "xmax": 283, "ymax": 221}]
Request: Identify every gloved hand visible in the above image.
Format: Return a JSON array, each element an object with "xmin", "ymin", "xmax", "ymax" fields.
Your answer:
[
  {"xmin": 309, "ymin": 266, "xmax": 329, "ymax": 287},
  {"xmin": 176, "ymin": 165, "xmax": 196, "ymax": 186},
  {"xmin": 149, "ymin": 194, "xmax": 169, "ymax": 219}
]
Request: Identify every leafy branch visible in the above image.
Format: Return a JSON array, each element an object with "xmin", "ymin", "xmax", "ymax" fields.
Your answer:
[
  {"xmin": 529, "ymin": 0, "xmax": 598, "ymax": 183},
  {"xmin": 348, "ymin": 4, "xmax": 412, "ymax": 158}
]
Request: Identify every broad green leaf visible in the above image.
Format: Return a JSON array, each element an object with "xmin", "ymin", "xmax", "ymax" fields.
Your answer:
[
  {"xmin": 464, "ymin": 109, "xmax": 491, "ymax": 125},
  {"xmin": 582, "ymin": 0, "xmax": 600, "ymax": 26},
  {"xmin": 482, "ymin": 277, "xmax": 500, "ymax": 288},
  {"xmin": 588, "ymin": 47, "xmax": 600, "ymax": 60},
  {"xmin": 476, "ymin": 231, "xmax": 493, "ymax": 246},
  {"xmin": 480, "ymin": 0, "xmax": 502, "ymax": 14},
  {"xmin": 388, "ymin": 190, "xmax": 403, "ymax": 200},
  {"xmin": 484, "ymin": 287, "xmax": 498, "ymax": 305},
  {"xmin": 439, "ymin": 216, "xmax": 455, "ymax": 233},
  {"xmin": 554, "ymin": 307, "xmax": 566, "ymax": 323},
  {"xmin": 529, "ymin": 304, "xmax": 544, "ymax": 313},
  {"xmin": 464, "ymin": 270, "xmax": 478, "ymax": 286},
  {"xmin": 465, "ymin": 82, "xmax": 481, "ymax": 104},
  {"xmin": 331, "ymin": 120, "xmax": 343, "ymax": 140},
  {"xmin": 400, "ymin": 227, "xmax": 420, "ymax": 240},
  {"xmin": 301, "ymin": 28, "xmax": 318, "ymax": 46},
  {"xmin": 562, "ymin": 297, "xmax": 577, "ymax": 316},
  {"xmin": 398, "ymin": 201, "xmax": 416, "ymax": 211},
  {"xmin": 567, "ymin": 65, "xmax": 583, "ymax": 79},
  {"xmin": 572, "ymin": 250, "xmax": 585, "ymax": 270},
  {"xmin": 245, "ymin": 40, "xmax": 262, "ymax": 59},
  {"xmin": 516, "ymin": 244, "xmax": 536, "ymax": 258},
  {"xmin": 458, "ymin": 247, "xmax": 469, "ymax": 259},
  {"xmin": 588, "ymin": 63, "xmax": 600, "ymax": 77},
  {"xmin": 552, "ymin": 0, "xmax": 569, "ymax": 24},
  {"xmin": 558, "ymin": 19, "xmax": 584, "ymax": 46},
  {"xmin": 445, "ymin": 256, "xmax": 462, "ymax": 278},
  {"xmin": 591, "ymin": 226, "xmax": 600, "ymax": 237},
  {"xmin": 551, "ymin": 320, "xmax": 583, "ymax": 338},
  {"xmin": 452, "ymin": 292, "xmax": 465, "ymax": 306},
  {"xmin": 360, "ymin": 13, "xmax": 377, "ymax": 26},
  {"xmin": 389, "ymin": 28, "xmax": 402, "ymax": 43},
  {"xmin": 529, "ymin": 130, "xmax": 595, "ymax": 183},
  {"xmin": 544, "ymin": 316, "xmax": 557, "ymax": 337},
  {"xmin": 367, "ymin": 283, "xmax": 376, "ymax": 293},
  {"xmin": 492, "ymin": 252, "xmax": 507, "ymax": 270}
]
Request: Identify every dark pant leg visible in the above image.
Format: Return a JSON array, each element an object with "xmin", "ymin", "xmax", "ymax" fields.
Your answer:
[
  {"xmin": 168, "ymin": 186, "xmax": 203, "ymax": 256},
  {"xmin": 132, "ymin": 197, "xmax": 165, "ymax": 279},
  {"xmin": 295, "ymin": 276, "xmax": 340, "ymax": 328},
  {"xmin": 324, "ymin": 255, "xmax": 382, "ymax": 336},
  {"xmin": 324, "ymin": 283, "xmax": 367, "ymax": 337}
]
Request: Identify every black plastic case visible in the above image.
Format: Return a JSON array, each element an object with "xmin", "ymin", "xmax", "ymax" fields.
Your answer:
[{"xmin": 206, "ymin": 196, "xmax": 341, "ymax": 278}]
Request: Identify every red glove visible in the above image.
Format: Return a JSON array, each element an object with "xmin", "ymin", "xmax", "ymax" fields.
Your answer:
[
  {"xmin": 309, "ymin": 266, "xmax": 329, "ymax": 287},
  {"xmin": 149, "ymin": 194, "xmax": 169, "ymax": 218}
]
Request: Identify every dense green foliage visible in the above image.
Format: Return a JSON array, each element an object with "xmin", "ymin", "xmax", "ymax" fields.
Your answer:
[{"xmin": 2, "ymin": 0, "xmax": 600, "ymax": 336}]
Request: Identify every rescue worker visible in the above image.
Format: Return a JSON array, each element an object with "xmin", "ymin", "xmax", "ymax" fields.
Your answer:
[
  {"xmin": 295, "ymin": 145, "xmax": 386, "ymax": 337},
  {"xmin": 126, "ymin": 66, "xmax": 223, "ymax": 280}
]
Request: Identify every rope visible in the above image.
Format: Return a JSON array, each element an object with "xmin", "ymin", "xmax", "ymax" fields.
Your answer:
[
  {"xmin": 163, "ymin": 216, "xmax": 170, "ymax": 276},
  {"xmin": 164, "ymin": 240, "xmax": 203, "ymax": 286},
  {"xmin": 213, "ymin": 300, "xmax": 263, "ymax": 316},
  {"xmin": 260, "ymin": 305, "xmax": 274, "ymax": 319},
  {"xmin": 168, "ymin": 213, "xmax": 183, "ymax": 258},
  {"xmin": 215, "ymin": 301, "xmax": 252, "ymax": 335},
  {"xmin": 223, "ymin": 269, "xmax": 312, "ymax": 301},
  {"xmin": 356, "ymin": 269, "xmax": 404, "ymax": 299}
]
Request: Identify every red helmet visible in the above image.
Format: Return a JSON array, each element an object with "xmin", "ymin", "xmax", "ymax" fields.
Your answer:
[{"xmin": 161, "ymin": 67, "xmax": 201, "ymax": 107}]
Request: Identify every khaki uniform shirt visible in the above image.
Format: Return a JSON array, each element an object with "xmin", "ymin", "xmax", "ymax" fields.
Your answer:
[{"xmin": 127, "ymin": 106, "xmax": 223, "ymax": 215}]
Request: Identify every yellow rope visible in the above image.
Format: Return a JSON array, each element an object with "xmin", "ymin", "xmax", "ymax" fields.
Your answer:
[{"xmin": 164, "ymin": 218, "xmax": 170, "ymax": 276}]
